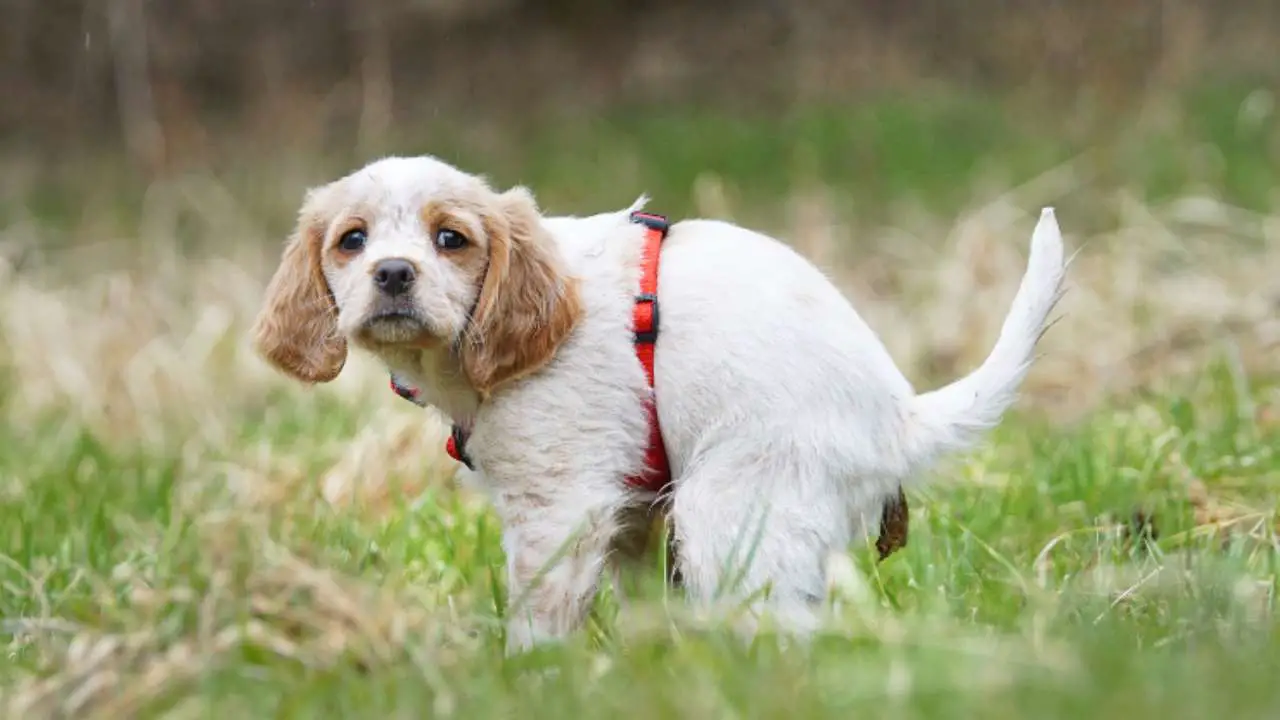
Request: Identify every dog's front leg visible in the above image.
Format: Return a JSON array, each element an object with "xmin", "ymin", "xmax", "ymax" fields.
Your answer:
[{"xmin": 494, "ymin": 484, "xmax": 625, "ymax": 655}]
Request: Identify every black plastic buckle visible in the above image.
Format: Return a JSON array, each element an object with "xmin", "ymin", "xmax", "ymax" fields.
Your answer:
[
  {"xmin": 634, "ymin": 292, "xmax": 659, "ymax": 344},
  {"xmin": 629, "ymin": 211, "xmax": 670, "ymax": 236}
]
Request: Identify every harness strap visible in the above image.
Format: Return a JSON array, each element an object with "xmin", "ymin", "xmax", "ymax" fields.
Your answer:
[
  {"xmin": 627, "ymin": 211, "xmax": 673, "ymax": 492},
  {"xmin": 390, "ymin": 210, "xmax": 673, "ymax": 492}
]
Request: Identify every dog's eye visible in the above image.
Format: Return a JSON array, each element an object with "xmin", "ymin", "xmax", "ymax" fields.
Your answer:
[
  {"xmin": 435, "ymin": 229, "xmax": 467, "ymax": 250},
  {"xmin": 338, "ymin": 229, "xmax": 367, "ymax": 253}
]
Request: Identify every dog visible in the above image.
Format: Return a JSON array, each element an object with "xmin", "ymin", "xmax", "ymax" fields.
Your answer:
[{"xmin": 251, "ymin": 155, "xmax": 1066, "ymax": 653}]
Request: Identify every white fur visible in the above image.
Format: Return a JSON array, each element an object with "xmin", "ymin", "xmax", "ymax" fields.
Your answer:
[{"xmin": 298, "ymin": 156, "xmax": 1067, "ymax": 653}]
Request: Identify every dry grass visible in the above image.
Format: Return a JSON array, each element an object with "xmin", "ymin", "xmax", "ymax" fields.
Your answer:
[{"xmin": 4, "ymin": 160, "xmax": 1277, "ymax": 453}]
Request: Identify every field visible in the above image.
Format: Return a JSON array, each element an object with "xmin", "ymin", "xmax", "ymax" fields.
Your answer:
[{"xmin": 2, "ymin": 77, "xmax": 1280, "ymax": 718}]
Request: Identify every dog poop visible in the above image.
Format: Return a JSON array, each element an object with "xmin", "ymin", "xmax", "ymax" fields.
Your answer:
[{"xmin": 876, "ymin": 488, "xmax": 909, "ymax": 561}]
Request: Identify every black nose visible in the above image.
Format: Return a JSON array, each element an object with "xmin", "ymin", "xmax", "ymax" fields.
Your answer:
[{"xmin": 373, "ymin": 259, "xmax": 416, "ymax": 297}]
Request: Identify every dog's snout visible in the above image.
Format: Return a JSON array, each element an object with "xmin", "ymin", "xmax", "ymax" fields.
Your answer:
[{"xmin": 373, "ymin": 259, "xmax": 417, "ymax": 297}]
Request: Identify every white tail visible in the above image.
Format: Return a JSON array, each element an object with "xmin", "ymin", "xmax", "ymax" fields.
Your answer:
[{"xmin": 905, "ymin": 208, "xmax": 1067, "ymax": 471}]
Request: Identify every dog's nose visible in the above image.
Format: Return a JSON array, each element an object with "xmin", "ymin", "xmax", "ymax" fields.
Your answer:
[{"xmin": 373, "ymin": 259, "xmax": 416, "ymax": 297}]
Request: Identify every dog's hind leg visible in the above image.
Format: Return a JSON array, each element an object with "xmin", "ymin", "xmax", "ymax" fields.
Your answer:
[{"xmin": 668, "ymin": 442, "xmax": 859, "ymax": 638}]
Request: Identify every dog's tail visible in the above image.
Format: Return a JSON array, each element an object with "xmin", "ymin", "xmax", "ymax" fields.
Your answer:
[{"xmin": 903, "ymin": 208, "xmax": 1067, "ymax": 473}]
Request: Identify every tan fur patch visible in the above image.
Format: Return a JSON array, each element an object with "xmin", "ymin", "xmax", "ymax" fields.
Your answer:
[
  {"xmin": 421, "ymin": 201, "xmax": 489, "ymax": 287},
  {"xmin": 328, "ymin": 217, "xmax": 368, "ymax": 270},
  {"xmin": 251, "ymin": 189, "xmax": 348, "ymax": 384},
  {"xmin": 458, "ymin": 187, "xmax": 584, "ymax": 396}
]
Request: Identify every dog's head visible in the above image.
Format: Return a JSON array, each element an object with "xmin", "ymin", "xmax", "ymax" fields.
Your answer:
[{"xmin": 251, "ymin": 156, "xmax": 582, "ymax": 396}]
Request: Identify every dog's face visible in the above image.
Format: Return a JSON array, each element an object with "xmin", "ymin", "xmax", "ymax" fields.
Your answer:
[
  {"xmin": 314, "ymin": 158, "xmax": 499, "ymax": 353},
  {"xmin": 251, "ymin": 156, "xmax": 583, "ymax": 396}
]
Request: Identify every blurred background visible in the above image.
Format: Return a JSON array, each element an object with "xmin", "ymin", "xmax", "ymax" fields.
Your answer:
[
  {"xmin": 0, "ymin": 0, "xmax": 1278, "ymax": 500},
  {"xmin": 5, "ymin": 0, "xmax": 1279, "ymax": 215}
]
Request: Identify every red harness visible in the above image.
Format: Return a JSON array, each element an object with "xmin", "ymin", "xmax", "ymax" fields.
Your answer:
[{"xmin": 389, "ymin": 210, "xmax": 673, "ymax": 493}]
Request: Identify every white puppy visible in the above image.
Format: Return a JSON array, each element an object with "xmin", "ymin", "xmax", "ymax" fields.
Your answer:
[{"xmin": 252, "ymin": 155, "xmax": 1066, "ymax": 653}]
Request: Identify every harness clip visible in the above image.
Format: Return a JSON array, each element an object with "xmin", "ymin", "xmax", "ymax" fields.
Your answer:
[
  {"xmin": 630, "ymin": 211, "xmax": 670, "ymax": 235},
  {"xmin": 634, "ymin": 292, "xmax": 659, "ymax": 344}
]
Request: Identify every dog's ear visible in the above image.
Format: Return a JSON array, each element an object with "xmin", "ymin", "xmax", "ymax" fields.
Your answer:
[
  {"xmin": 460, "ymin": 186, "xmax": 583, "ymax": 396},
  {"xmin": 251, "ymin": 188, "xmax": 348, "ymax": 383}
]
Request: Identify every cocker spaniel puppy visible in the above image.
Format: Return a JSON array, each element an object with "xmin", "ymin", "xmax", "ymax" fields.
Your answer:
[{"xmin": 252, "ymin": 155, "xmax": 1066, "ymax": 653}]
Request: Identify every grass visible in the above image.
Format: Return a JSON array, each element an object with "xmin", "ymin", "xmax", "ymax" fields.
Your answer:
[
  {"xmin": 1, "ymin": 358, "xmax": 1278, "ymax": 718},
  {"xmin": 2, "ymin": 82, "xmax": 1280, "ymax": 717}
]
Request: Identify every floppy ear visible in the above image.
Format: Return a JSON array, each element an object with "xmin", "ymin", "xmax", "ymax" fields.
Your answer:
[
  {"xmin": 251, "ymin": 191, "xmax": 348, "ymax": 383},
  {"xmin": 460, "ymin": 186, "xmax": 583, "ymax": 396}
]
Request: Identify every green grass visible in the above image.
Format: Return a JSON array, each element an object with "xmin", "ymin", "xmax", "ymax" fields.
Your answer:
[{"xmin": 1, "ymin": 356, "xmax": 1278, "ymax": 718}]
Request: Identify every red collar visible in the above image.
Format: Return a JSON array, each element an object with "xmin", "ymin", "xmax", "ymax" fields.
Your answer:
[{"xmin": 390, "ymin": 210, "xmax": 674, "ymax": 493}]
